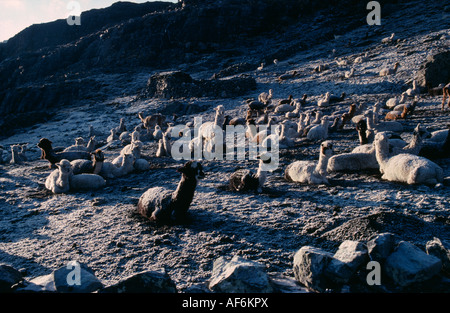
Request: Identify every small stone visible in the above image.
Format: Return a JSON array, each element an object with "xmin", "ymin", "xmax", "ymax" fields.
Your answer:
[
  {"xmin": 367, "ymin": 233, "xmax": 396, "ymax": 262},
  {"xmin": 426, "ymin": 237, "xmax": 450, "ymax": 275}
]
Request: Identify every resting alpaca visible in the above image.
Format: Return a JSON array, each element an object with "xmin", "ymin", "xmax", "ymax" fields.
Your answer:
[
  {"xmin": 285, "ymin": 141, "xmax": 333, "ymax": 184},
  {"xmin": 229, "ymin": 153, "xmax": 272, "ymax": 193},
  {"xmin": 45, "ymin": 159, "xmax": 106, "ymax": 193},
  {"xmin": 374, "ymin": 132, "xmax": 443, "ymax": 185},
  {"xmin": 138, "ymin": 161, "xmax": 205, "ymax": 223},
  {"xmin": 38, "ymin": 138, "xmax": 91, "ymax": 168}
]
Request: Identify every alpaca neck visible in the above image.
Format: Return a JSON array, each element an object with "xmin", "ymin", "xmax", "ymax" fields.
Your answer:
[
  {"xmin": 375, "ymin": 137, "xmax": 389, "ymax": 169},
  {"xmin": 358, "ymin": 128, "xmax": 368, "ymax": 145},
  {"xmin": 256, "ymin": 165, "xmax": 268, "ymax": 187},
  {"xmin": 315, "ymin": 152, "xmax": 329, "ymax": 176},
  {"xmin": 367, "ymin": 114, "xmax": 376, "ymax": 130},
  {"xmin": 56, "ymin": 171, "xmax": 69, "ymax": 189},
  {"xmin": 93, "ymin": 159, "xmax": 103, "ymax": 175},
  {"xmin": 171, "ymin": 176, "xmax": 198, "ymax": 212}
]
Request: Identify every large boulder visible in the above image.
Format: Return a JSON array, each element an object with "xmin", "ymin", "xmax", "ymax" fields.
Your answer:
[
  {"xmin": 385, "ymin": 241, "xmax": 442, "ymax": 287},
  {"xmin": 208, "ymin": 255, "xmax": 273, "ymax": 293},
  {"xmin": 292, "ymin": 246, "xmax": 334, "ymax": 292},
  {"xmin": 416, "ymin": 50, "xmax": 450, "ymax": 88}
]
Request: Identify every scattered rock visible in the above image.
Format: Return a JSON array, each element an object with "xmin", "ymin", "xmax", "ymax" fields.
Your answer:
[
  {"xmin": 208, "ymin": 255, "xmax": 273, "ymax": 293},
  {"xmin": 99, "ymin": 269, "xmax": 177, "ymax": 293},
  {"xmin": 19, "ymin": 262, "xmax": 103, "ymax": 293},
  {"xmin": 426, "ymin": 237, "xmax": 450, "ymax": 275},
  {"xmin": 141, "ymin": 71, "xmax": 256, "ymax": 100},
  {"xmin": 385, "ymin": 241, "xmax": 442, "ymax": 287},
  {"xmin": 325, "ymin": 240, "xmax": 369, "ymax": 284},
  {"xmin": 367, "ymin": 232, "xmax": 396, "ymax": 262},
  {"xmin": 0, "ymin": 264, "xmax": 23, "ymax": 292},
  {"xmin": 292, "ymin": 246, "xmax": 334, "ymax": 292}
]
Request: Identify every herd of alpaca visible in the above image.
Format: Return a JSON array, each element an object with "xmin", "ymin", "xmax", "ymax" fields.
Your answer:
[{"xmin": 2, "ymin": 34, "xmax": 449, "ymax": 225}]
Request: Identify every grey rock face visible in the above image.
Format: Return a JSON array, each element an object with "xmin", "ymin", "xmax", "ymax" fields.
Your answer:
[
  {"xmin": 385, "ymin": 241, "xmax": 442, "ymax": 287},
  {"xmin": 209, "ymin": 255, "xmax": 273, "ymax": 293}
]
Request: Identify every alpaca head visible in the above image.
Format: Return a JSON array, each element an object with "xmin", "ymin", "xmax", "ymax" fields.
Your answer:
[
  {"xmin": 75, "ymin": 137, "xmax": 85, "ymax": 145},
  {"xmin": 375, "ymin": 132, "xmax": 389, "ymax": 147},
  {"xmin": 56, "ymin": 159, "xmax": 72, "ymax": 176},
  {"xmin": 413, "ymin": 124, "xmax": 430, "ymax": 140},
  {"xmin": 320, "ymin": 141, "xmax": 333, "ymax": 157},
  {"xmin": 37, "ymin": 138, "xmax": 53, "ymax": 151},
  {"xmin": 215, "ymin": 105, "xmax": 225, "ymax": 116},
  {"xmin": 122, "ymin": 153, "xmax": 135, "ymax": 166},
  {"xmin": 177, "ymin": 161, "xmax": 205, "ymax": 181},
  {"xmin": 91, "ymin": 149, "xmax": 105, "ymax": 162}
]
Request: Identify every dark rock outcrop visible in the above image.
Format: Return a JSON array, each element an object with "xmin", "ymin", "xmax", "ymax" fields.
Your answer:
[
  {"xmin": 141, "ymin": 71, "xmax": 256, "ymax": 99},
  {"xmin": 416, "ymin": 50, "xmax": 450, "ymax": 88}
]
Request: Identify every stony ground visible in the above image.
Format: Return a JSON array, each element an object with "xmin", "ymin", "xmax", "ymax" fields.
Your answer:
[{"xmin": 0, "ymin": 0, "xmax": 449, "ymax": 292}]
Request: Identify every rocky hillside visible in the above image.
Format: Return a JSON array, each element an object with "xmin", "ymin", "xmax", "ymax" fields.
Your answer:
[{"xmin": 0, "ymin": 0, "xmax": 405, "ymax": 138}]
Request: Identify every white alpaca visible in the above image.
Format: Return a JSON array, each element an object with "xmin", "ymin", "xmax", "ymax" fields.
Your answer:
[
  {"xmin": 153, "ymin": 125, "xmax": 163, "ymax": 141},
  {"xmin": 317, "ymin": 92, "xmax": 331, "ymax": 107},
  {"xmin": 285, "ymin": 141, "xmax": 333, "ymax": 184},
  {"xmin": 45, "ymin": 160, "xmax": 72, "ymax": 194},
  {"xmin": 345, "ymin": 68, "xmax": 355, "ymax": 79},
  {"xmin": 381, "ymin": 33, "xmax": 395, "ymax": 44},
  {"xmin": 64, "ymin": 137, "xmax": 92, "ymax": 152},
  {"xmin": 99, "ymin": 153, "xmax": 135, "ymax": 179},
  {"xmin": 258, "ymin": 89, "xmax": 273, "ymax": 105},
  {"xmin": 386, "ymin": 93, "xmax": 406, "ymax": 109},
  {"xmin": 405, "ymin": 80, "xmax": 420, "ymax": 97},
  {"xmin": 307, "ymin": 118, "xmax": 329, "ymax": 141},
  {"xmin": 69, "ymin": 173, "xmax": 106, "ymax": 191},
  {"xmin": 374, "ymin": 132, "xmax": 443, "ymax": 185},
  {"xmin": 379, "ymin": 62, "xmax": 400, "ymax": 76},
  {"xmin": 45, "ymin": 159, "xmax": 105, "ymax": 193},
  {"xmin": 197, "ymin": 105, "xmax": 225, "ymax": 153}
]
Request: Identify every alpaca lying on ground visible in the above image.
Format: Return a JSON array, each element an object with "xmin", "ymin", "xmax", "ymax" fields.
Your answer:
[
  {"xmin": 229, "ymin": 153, "xmax": 272, "ymax": 193},
  {"xmin": 285, "ymin": 141, "xmax": 333, "ymax": 184},
  {"xmin": 374, "ymin": 132, "xmax": 443, "ymax": 185},
  {"xmin": 38, "ymin": 138, "xmax": 91, "ymax": 168},
  {"xmin": 45, "ymin": 159, "xmax": 106, "ymax": 194},
  {"xmin": 138, "ymin": 161, "xmax": 205, "ymax": 223}
]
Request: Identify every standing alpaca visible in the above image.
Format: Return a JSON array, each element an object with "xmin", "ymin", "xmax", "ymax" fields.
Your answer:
[
  {"xmin": 138, "ymin": 161, "xmax": 205, "ymax": 223},
  {"xmin": 285, "ymin": 141, "xmax": 333, "ymax": 185},
  {"xmin": 229, "ymin": 153, "xmax": 272, "ymax": 193},
  {"xmin": 197, "ymin": 105, "xmax": 226, "ymax": 154},
  {"xmin": 374, "ymin": 132, "xmax": 443, "ymax": 185},
  {"xmin": 441, "ymin": 82, "xmax": 450, "ymax": 110}
]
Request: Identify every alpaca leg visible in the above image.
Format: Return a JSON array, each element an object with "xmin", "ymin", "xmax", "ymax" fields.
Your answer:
[{"xmin": 442, "ymin": 88, "xmax": 449, "ymax": 110}]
